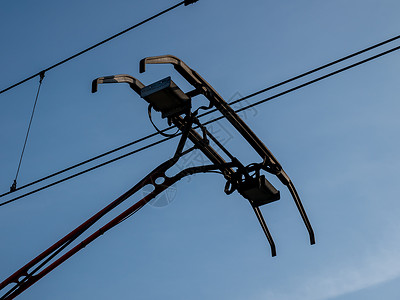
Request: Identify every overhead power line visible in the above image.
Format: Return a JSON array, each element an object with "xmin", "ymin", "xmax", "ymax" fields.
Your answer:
[
  {"xmin": 199, "ymin": 33, "xmax": 400, "ymax": 119},
  {"xmin": 1, "ymin": 38, "xmax": 400, "ymax": 207},
  {"xmin": 0, "ymin": 137, "xmax": 173, "ymax": 207},
  {"xmin": 0, "ymin": 0, "xmax": 198, "ymax": 95},
  {"xmin": 0, "ymin": 131, "xmax": 162, "ymax": 199},
  {"xmin": 2, "ymin": 33, "xmax": 399, "ymax": 201},
  {"xmin": 232, "ymin": 44, "xmax": 400, "ymax": 113}
]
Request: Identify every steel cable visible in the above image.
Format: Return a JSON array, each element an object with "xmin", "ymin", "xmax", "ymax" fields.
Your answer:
[
  {"xmin": 0, "ymin": 1, "xmax": 194, "ymax": 95},
  {"xmin": 1, "ymin": 40, "xmax": 400, "ymax": 206}
]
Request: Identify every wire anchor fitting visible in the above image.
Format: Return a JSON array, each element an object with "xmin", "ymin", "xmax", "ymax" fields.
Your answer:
[{"xmin": 184, "ymin": 0, "xmax": 199, "ymax": 5}]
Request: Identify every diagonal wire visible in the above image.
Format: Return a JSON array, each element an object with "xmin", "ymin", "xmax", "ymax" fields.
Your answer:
[
  {"xmin": 2, "ymin": 33, "xmax": 399, "ymax": 199},
  {"xmin": 197, "ymin": 33, "xmax": 400, "ymax": 119},
  {"xmin": 11, "ymin": 72, "xmax": 45, "ymax": 191},
  {"xmin": 0, "ymin": 1, "xmax": 194, "ymax": 95},
  {"xmin": 0, "ymin": 136, "xmax": 173, "ymax": 207},
  {"xmin": 1, "ymin": 40, "xmax": 400, "ymax": 206},
  {"xmin": 233, "ymin": 44, "xmax": 400, "ymax": 113},
  {"xmin": 1, "ymin": 131, "xmax": 162, "ymax": 198},
  {"xmin": 200, "ymin": 45, "xmax": 400, "ymax": 126}
]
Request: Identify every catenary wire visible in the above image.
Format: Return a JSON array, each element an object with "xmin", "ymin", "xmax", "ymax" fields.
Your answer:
[
  {"xmin": 233, "ymin": 44, "xmax": 400, "ymax": 113},
  {"xmin": 1, "ymin": 41, "xmax": 400, "ymax": 206},
  {"xmin": 200, "ymin": 44, "xmax": 400, "ymax": 125},
  {"xmin": 2, "ymin": 34, "xmax": 399, "ymax": 199},
  {"xmin": 0, "ymin": 131, "xmax": 162, "ymax": 198},
  {"xmin": 0, "ymin": 1, "xmax": 195, "ymax": 95},
  {"xmin": 0, "ymin": 136, "xmax": 173, "ymax": 207},
  {"xmin": 197, "ymin": 33, "xmax": 400, "ymax": 119}
]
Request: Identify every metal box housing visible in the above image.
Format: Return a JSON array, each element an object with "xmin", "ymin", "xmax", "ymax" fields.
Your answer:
[
  {"xmin": 238, "ymin": 175, "xmax": 280, "ymax": 207},
  {"xmin": 140, "ymin": 77, "xmax": 191, "ymax": 118}
]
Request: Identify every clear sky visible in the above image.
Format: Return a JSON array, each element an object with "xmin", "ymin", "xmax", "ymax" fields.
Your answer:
[{"xmin": 1, "ymin": 0, "xmax": 400, "ymax": 299}]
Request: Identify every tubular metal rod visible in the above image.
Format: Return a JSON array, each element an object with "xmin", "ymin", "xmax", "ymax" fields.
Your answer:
[{"xmin": 252, "ymin": 206, "xmax": 276, "ymax": 257}]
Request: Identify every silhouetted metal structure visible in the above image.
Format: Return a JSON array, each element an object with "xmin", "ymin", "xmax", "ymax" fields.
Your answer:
[{"xmin": 0, "ymin": 55, "xmax": 314, "ymax": 299}]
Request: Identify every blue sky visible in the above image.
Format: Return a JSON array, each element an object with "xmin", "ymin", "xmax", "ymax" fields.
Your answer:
[{"xmin": 1, "ymin": 0, "xmax": 400, "ymax": 299}]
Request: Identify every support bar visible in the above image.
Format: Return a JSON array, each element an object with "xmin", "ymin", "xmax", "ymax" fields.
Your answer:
[{"xmin": 139, "ymin": 55, "xmax": 315, "ymax": 245}]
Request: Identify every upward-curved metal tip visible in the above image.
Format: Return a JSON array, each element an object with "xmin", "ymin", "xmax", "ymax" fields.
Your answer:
[
  {"xmin": 139, "ymin": 58, "xmax": 146, "ymax": 73},
  {"xmin": 91, "ymin": 79, "xmax": 100, "ymax": 93}
]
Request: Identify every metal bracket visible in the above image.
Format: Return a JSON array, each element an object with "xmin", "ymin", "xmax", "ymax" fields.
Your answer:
[
  {"xmin": 140, "ymin": 55, "xmax": 315, "ymax": 245},
  {"xmin": 91, "ymin": 55, "xmax": 315, "ymax": 254}
]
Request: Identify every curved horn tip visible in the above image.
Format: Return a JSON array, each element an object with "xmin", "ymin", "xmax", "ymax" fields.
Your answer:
[
  {"xmin": 91, "ymin": 79, "xmax": 99, "ymax": 93},
  {"xmin": 139, "ymin": 59, "xmax": 147, "ymax": 73},
  {"xmin": 271, "ymin": 246, "xmax": 277, "ymax": 257},
  {"xmin": 310, "ymin": 233, "xmax": 316, "ymax": 245}
]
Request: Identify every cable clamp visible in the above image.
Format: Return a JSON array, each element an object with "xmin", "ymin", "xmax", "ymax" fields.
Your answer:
[
  {"xmin": 10, "ymin": 180, "xmax": 17, "ymax": 192},
  {"xmin": 39, "ymin": 71, "xmax": 45, "ymax": 84},
  {"xmin": 184, "ymin": 0, "xmax": 199, "ymax": 5}
]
